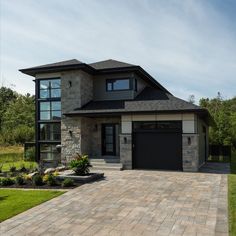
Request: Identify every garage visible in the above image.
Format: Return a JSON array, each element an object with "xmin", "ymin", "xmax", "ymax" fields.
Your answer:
[{"xmin": 132, "ymin": 121, "xmax": 182, "ymax": 170}]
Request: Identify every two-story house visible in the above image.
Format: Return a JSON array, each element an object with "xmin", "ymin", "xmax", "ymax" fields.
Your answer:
[{"xmin": 20, "ymin": 59, "xmax": 211, "ymax": 172}]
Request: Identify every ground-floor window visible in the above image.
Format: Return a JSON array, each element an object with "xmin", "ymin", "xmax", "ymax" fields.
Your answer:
[{"xmin": 40, "ymin": 144, "xmax": 60, "ymax": 161}]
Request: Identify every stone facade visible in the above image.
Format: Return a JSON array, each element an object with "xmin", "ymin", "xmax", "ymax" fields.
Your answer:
[
  {"xmin": 61, "ymin": 70, "xmax": 93, "ymax": 113},
  {"xmin": 182, "ymin": 134, "xmax": 199, "ymax": 172},
  {"xmin": 120, "ymin": 134, "xmax": 132, "ymax": 169},
  {"xmin": 61, "ymin": 115, "xmax": 121, "ymax": 163},
  {"xmin": 61, "ymin": 70, "xmax": 93, "ymax": 164}
]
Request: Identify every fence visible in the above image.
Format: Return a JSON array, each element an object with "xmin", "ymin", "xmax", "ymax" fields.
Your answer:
[{"xmin": 207, "ymin": 145, "xmax": 231, "ymax": 162}]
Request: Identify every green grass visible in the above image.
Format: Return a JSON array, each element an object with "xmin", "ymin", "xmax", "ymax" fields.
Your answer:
[
  {"xmin": 229, "ymin": 150, "xmax": 236, "ymax": 236},
  {"xmin": 0, "ymin": 189, "xmax": 64, "ymax": 222},
  {"xmin": 0, "ymin": 146, "xmax": 37, "ymax": 172},
  {"xmin": 1, "ymin": 161, "xmax": 38, "ymax": 172}
]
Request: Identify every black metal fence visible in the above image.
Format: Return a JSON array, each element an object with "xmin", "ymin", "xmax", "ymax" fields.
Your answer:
[{"xmin": 208, "ymin": 145, "xmax": 231, "ymax": 162}]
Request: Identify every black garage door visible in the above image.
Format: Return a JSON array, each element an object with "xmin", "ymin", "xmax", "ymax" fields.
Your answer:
[{"xmin": 133, "ymin": 121, "xmax": 182, "ymax": 170}]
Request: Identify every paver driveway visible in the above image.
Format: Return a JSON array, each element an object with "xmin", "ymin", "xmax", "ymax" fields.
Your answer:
[{"xmin": 0, "ymin": 170, "xmax": 228, "ymax": 236}]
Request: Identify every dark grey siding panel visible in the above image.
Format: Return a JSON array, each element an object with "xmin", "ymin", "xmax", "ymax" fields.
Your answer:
[{"xmin": 93, "ymin": 73, "xmax": 135, "ymax": 101}]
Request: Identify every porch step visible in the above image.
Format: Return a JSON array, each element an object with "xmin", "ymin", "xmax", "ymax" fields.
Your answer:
[
  {"xmin": 90, "ymin": 159, "xmax": 123, "ymax": 171},
  {"xmin": 90, "ymin": 158, "xmax": 120, "ymax": 163}
]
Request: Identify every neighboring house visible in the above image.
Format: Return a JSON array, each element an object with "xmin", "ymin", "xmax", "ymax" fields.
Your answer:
[{"xmin": 20, "ymin": 59, "xmax": 211, "ymax": 172}]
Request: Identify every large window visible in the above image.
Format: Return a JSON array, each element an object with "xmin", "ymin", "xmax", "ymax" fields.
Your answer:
[
  {"xmin": 106, "ymin": 78, "xmax": 131, "ymax": 91},
  {"xmin": 40, "ymin": 123, "xmax": 61, "ymax": 141},
  {"xmin": 39, "ymin": 79, "xmax": 61, "ymax": 98},
  {"xmin": 40, "ymin": 144, "xmax": 60, "ymax": 161},
  {"xmin": 37, "ymin": 78, "xmax": 61, "ymax": 163},
  {"xmin": 39, "ymin": 101, "xmax": 61, "ymax": 120}
]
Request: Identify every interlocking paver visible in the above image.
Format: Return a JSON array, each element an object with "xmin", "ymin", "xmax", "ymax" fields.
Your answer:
[{"xmin": 0, "ymin": 169, "xmax": 228, "ymax": 235}]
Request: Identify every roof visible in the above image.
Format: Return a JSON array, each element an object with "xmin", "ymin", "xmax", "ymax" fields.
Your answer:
[
  {"xmin": 20, "ymin": 58, "xmax": 171, "ymax": 94},
  {"xmin": 24, "ymin": 59, "xmax": 83, "ymax": 70},
  {"xmin": 89, "ymin": 59, "xmax": 136, "ymax": 70},
  {"xmin": 66, "ymin": 87, "xmax": 208, "ymax": 116}
]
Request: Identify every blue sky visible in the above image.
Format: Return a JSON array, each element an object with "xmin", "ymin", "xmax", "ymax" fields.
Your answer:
[{"xmin": 0, "ymin": 0, "xmax": 235, "ymax": 102}]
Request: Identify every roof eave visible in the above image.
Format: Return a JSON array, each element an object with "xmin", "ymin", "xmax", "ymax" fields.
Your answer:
[{"xmin": 19, "ymin": 63, "xmax": 96, "ymax": 76}]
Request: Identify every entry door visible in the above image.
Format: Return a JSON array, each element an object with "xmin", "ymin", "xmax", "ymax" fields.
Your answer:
[{"xmin": 102, "ymin": 124, "xmax": 116, "ymax": 155}]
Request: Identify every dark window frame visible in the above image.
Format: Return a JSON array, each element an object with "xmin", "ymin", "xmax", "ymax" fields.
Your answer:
[
  {"xmin": 36, "ymin": 78, "xmax": 61, "ymax": 163},
  {"xmin": 106, "ymin": 78, "xmax": 132, "ymax": 91},
  {"xmin": 39, "ymin": 123, "xmax": 61, "ymax": 141},
  {"xmin": 39, "ymin": 101, "xmax": 61, "ymax": 121},
  {"xmin": 39, "ymin": 78, "xmax": 61, "ymax": 99}
]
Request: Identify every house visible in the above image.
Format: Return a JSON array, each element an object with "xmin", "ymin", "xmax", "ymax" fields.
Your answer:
[{"xmin": 20, "ymin": 59, "xmax": 211, "ymax": 172}]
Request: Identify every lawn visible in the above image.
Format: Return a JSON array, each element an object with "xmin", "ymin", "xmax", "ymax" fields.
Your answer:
[
  {"xmin": 0, "ymin": 189, "xmax": 64, "ymax": 222},
  {"xmin": 229, "ymin": 150, "xmax": 236, "ymax": 236},
  {"xmin": 0, "ymin": 145, "xmax": 37, "ymax": 172}
]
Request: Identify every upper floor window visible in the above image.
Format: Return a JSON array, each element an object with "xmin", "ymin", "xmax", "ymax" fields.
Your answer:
[
  {"xmin": 39, "ymin": 101, "xmax": 61, "ymax": 120},
  {"xmin": 39, "ymin": 79, "xmax": 61, "ymax": 99},
  {"xmin": 106, "ymin": 78, "xmax": 131, "ymax": 91}
]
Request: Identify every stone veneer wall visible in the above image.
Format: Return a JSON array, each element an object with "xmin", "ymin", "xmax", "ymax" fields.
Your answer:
[
  {"xmin": 182, "ymin": 134, "xmax": 199, "ymax": 172},
  {"xmin": 61, "ymin": 70, "xmax": 93, "ymax": 164},
  {"xmin": 120, "ymin": 134, "xmax": 132, "ymax": 169},
  {"xmin": 61, "ymin": 116, "xmax": 82, "ymax": 164}
]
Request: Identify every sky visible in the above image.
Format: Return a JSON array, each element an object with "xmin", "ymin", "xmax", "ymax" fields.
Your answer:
[{"xmin": 0, "ymin": 0, "xmax": 236, "ymax": 102}]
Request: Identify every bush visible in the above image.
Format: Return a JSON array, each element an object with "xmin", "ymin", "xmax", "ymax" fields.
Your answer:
[
  {"xmin": 61, "ymin": 178, "xmax": 74, "ymax": 187},
  {"xmin": 1, "ymin": 177, "xmax": 15, "ymax": 186},
  {"xmin": 15, "ymin": 175, "xmax": 25, "ymax": 185},
  {"xmin": 19, "ymin": 164, "xmax": 28, "ymax": 172},
  {"xmin": 69, "ymin": 154, "xmax": 92, "ymax": 176},
  {"xmin": 46, "ymin": 174, "xmax": 57, "ymax": 186},
  {"xmin": 32, "ymin": 174, "xmax": 43, "ymax": 186},
  {"xmin": 24, "ymin": 147, "xmax": 35, "ymax": 161},
  {"xmin": 9, "ymin": 165, "xmax": 16, "ymax": 172},
  {"xmin": 0, "ymin": 163, "xmax": 3, "ymax": 173}
]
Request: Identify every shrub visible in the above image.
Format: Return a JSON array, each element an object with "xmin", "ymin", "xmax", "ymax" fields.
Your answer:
[
  {"xmin": 69, "ymin": 154, "xmax": 92, "ymax": 176},
  {"xmin": 32, "ymin": 174, "xmax": 43, "ymax": 186},
  {"xmin": 9, "ymin": 165, "xmax": 16, "ymax": 172},
  {"xmin": 24, "ymin": 147, "xmax": 35, "ymax": 161},
  {"xmin": 15, "ymin": 175, "xmax": 25, "ymax": 185},
  {"xmin": 19, "ymin": 164, "xmax": 27, "ymax": 172},
  {"xmin": 1, "ymin": 177, "xmax": 15, "ymax": 186},
  {"xmin": 46, "ymin": 174, "xmax": 57, "ymax": 186},
  {"xmin": 0, "ymin": 163, "xmax": 3, "ymax": 173},
  {"xmin": 61, "ymin": 178, "xmax": 74, "ymax": 187}
]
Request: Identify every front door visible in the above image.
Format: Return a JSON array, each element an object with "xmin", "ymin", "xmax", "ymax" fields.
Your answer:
[{"xmin": 102, "ymin": 124, "xmax": 116, "ymax": 156}]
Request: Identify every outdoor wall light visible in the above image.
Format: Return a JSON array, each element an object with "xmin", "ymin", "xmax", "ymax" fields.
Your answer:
[
  {"xmin": 68, "ymin": 81, "xmax": 72, "ymax": 88},
  {"xmin": 188, "ymin": 137, "xmax": 191, "ymax": 145},
  {"xmin": 69, "ymin": 130, "xmax": 73, "ymax": 137},
  {"xmin": 124, "ymin": 137, "xmax": 127, "ymax": 144}
]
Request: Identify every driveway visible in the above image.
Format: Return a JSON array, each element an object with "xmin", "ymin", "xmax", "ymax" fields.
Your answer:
[{"xmin": 0, "ymin": 170, "xmax": 228, "ymax": 236}]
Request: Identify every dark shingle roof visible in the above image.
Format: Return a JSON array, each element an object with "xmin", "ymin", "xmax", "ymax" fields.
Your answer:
[
  {"xmin": 67, "ymin": 87, "xmax": 204, "ymax": 116},
  {"xmin": 23, "ymin": 59, "xmax": 82, "ymax": 70},
  {"xmin": 89, "ymin": 59, "xmax": 136, "ymax": 70}
]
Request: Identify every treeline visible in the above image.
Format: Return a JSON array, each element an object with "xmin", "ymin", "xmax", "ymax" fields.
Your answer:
[
  {"xmin": 0, "ymin": 86, "xmax": 235, "ymax": 149},
  {"xmin": 0, "ymin": 87, "xmax": 35, "ymax": 145},
  {"xmin": 200, "ymin": 93, "xmax": 236, "ymax": 149}
]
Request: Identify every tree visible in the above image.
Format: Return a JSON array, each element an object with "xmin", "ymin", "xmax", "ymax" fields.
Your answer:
[
  {"xmin": 188, "ymin": 94, "xmax": 195, "ymax": 104},
  {"xmin": 0, "ymin": 87, "xmax": 17, "ymax": 130},
  {"xmin": 199, "ymin": 93, "xmax": 236, "ymax": 148},
  {"xmin": 1, "ymin": 94, "xmax": 35, "ymax": 144}
]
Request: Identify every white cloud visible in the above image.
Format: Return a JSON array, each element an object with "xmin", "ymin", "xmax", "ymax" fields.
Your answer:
[{"xmin": 0, "ymin": 0, "xmax": 235, "ymax": 100}]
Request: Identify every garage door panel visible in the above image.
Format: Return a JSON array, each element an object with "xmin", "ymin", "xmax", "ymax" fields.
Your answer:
[{"xmin": 133, "ymin": 131, "xmax": 182, "ymax": 170}]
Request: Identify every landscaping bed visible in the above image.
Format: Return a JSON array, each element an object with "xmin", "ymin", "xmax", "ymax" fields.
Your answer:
[{"xmin": 0, "ymin": 154, "xmax": 104, "ymax": 189}]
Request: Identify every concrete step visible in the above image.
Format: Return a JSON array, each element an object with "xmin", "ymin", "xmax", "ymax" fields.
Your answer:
[
  {"xmin": 90, "ymin": 158, "xmax": 123, "ymax": 171},
  {"xmin": 90, "ymin": 158, "xmax": 120, "ymax": 164},
  {"xmin": 91, "ymin": 165, "xmax": 123, "ymax": 171}
]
